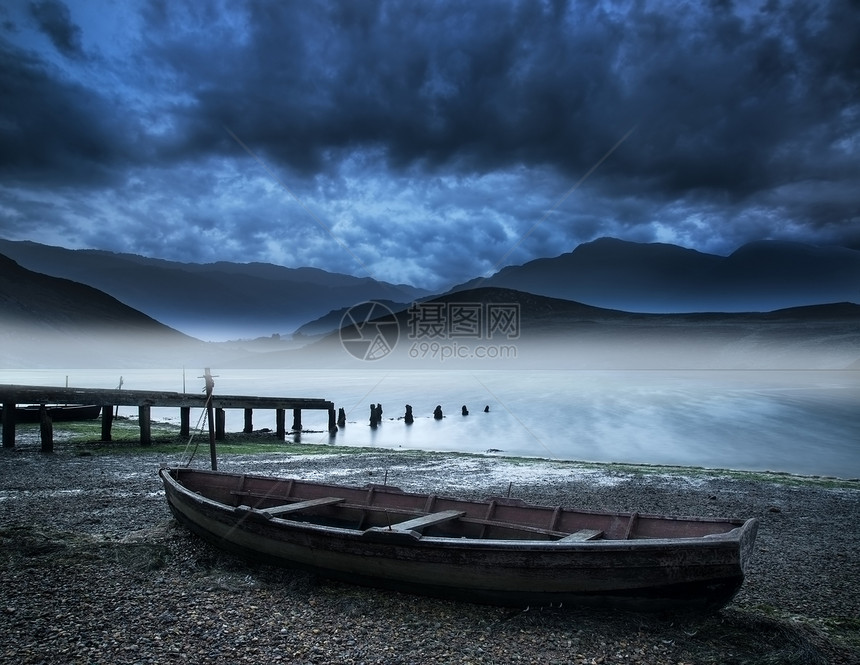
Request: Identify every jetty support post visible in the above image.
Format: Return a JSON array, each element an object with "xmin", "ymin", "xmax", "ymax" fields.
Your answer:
[
  {"xmin": 101, "ymin": 406, "xmax": 113, "ymax": 442},
  {"xmin": 292, "ymin": 408, "xmax": 302, "ymax": 431},
  {"xmin": 275, "ymin": 409, "xmax": 286, "ymax": 441},
  {"xmin": 328, "ymin": 407, "xmax": 337, "ymax": 434},
  {"xmin": 138, "ymin": 406, "xmax": 151, "ymax": 446},
  {"xmin": 215, "ymin": 409, "xmax": 226, "ymax": 440},
  {"xmin": 39, "ymin": 405, "xmax": 53, "ymax": 453},
  {"xmin": 243, "ymin": 408, "xmax": 253, "ymax": 434},
  {"xmin": 179, "ymin": 407, "xmax": 190, "ymax": 438},
  {"xmin": 2, "ymin": 402, "xmax": 15, "ymax": 448}
]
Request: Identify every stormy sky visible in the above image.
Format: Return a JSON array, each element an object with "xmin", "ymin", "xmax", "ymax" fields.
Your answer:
[{"xmin": 1, "ymin": 0, "xmax": 858, "ymax": 289}]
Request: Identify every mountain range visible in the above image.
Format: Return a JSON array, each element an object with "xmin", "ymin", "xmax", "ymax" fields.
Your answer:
[
  {"xmin": 0, "ymin": 253, "xmax": 210, "ymax": 368},
  {"xmin": 1, "ymin": 237, "xmax": 857, "ymax": 345},
  {"xmin": 2, "ymin": 236, "xmax": 860, "ymax": 369},
  {"xmin": 228, "ymin": 286, "xmax": 860, "ymax": 370},
  {"xmin": 452, "ymin": 237, "xmax": 860, "ymax": 313},
  {"xmin": 0, "ymin": 239, "xmax": 429, "ymax": 341}
]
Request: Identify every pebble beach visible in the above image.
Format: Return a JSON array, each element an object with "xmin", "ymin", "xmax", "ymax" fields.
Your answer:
[{"xmin": 1, "ymin": 433, "xmax": 859, "ymax": 664}]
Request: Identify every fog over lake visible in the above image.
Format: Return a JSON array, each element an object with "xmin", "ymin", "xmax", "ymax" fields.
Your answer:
[{"xmin": 6, "ymin": 368, "xmax": 858, "ymax": 479}]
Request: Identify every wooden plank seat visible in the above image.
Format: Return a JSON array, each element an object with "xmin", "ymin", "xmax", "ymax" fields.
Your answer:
[
  {"xmin": 555, "ymin": 528, "xmax": 604, "ymax": 542},
  {"xmin": 361, "ymin": 509, "xmax": 467, "ymax": 541},
  {"xmin": 262, "ymin": 497, "xmax": 345, "ymax": 517},
  {"xmin": 391, "ymin": 510, "xmax": 466, "ymax": 531},
  {"xmin": 388, "ymin": 510, "xmax": 466, "ymax": 532}
]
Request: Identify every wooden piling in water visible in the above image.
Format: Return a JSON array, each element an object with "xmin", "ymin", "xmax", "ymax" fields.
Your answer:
[
  {"xmin": 243, "ymin": 408, "xmax": 253, "ymax": 433},
  {"xmin": 216, "ymin": 408, "xmax": 226, "ymax": 440},
  {"xmin": 138, "ymin": 405, "xmax": 151, "ymax": 445},
  {"xmin": 101, "ymin": 406, "xmax": 113, "ymax": 441},
  {"xmin": 39, "ymin": 405, "xmax": 53, "ymax": 453},
  {"xmin": 328, "ymin": 407, "xmax": 337, "ymax": 433},
  {"xmin": 292, "ymin": 408, "xmax": 302, "ymax": 431},
  {"xmin": 180, "ymin": 407, "xmax": 190, "ymax": 437},
  {"xmin": 276, "ymin": 409, "xmax": 286, "ymax": 440}
]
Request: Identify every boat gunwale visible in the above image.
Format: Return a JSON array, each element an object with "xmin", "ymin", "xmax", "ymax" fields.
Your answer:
[{"xmin": 160, "ymin": 467, "xmax": 756, "ymax": 550}]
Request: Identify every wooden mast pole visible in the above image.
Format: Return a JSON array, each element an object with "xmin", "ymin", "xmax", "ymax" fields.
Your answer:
[{"xmin": 203, "ymin": 368, "xmax": 217, "ymax": 471}]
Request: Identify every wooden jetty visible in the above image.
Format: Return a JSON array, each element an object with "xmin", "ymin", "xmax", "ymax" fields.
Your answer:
[{"xmin": 0, "ymin": 383, "xmax": 336, "ymax": 453}]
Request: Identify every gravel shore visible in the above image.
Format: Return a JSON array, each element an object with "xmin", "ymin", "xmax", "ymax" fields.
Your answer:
[{"xmin": 1, "ymin": 436, "xmax": 859, "ymax": 664}]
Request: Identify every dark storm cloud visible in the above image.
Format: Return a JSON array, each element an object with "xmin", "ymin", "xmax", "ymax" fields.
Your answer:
[
  {"xmin": 149, "ymin": 1, "xmax": 635, "ymax": 176},
  {"xmin": 29, "ymin": 0, "xmax": 84, "ymax": 59},
  {"xmin": 0, "ymin": 42, "xmax": 132, "ymax": 185},
  {"xmin": 0, "ymin": 0, "xmax": 858, "ymax": 286},
  {"xmin": 6, "ymin": 0, "xmax": 860, "ymax": 196},
  {"xmin": 124, "ymin": 0, "xmax": 859, "ymax": 225}
]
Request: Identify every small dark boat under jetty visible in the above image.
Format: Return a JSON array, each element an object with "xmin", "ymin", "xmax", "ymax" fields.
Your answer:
[
  {"xmin": 160, "ymin": 467, "xmax": 758, "ymax": 613},
  {"xmin": 3, "ymin": 404, "xmax": 101, "ymax": 423}
]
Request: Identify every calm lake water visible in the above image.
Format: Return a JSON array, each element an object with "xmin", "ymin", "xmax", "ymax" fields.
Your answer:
[{"xmin": 5, "ymin": 368, "xmax": 859, "ymax": 478}]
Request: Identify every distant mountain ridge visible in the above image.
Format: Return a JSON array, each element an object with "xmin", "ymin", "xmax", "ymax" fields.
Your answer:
[
  {"xmin": 452, "ymin": 237, "xmax": 860, "ymax": 313},
  {"xmin": 0, "ymin": 240, "xmax": 430, "ymax": 340},
  {"xmin": 3, "ymin": 253, "xmax": 858, "ymax": 370},
  {"xmin": 225, "ymin": 286, "xmax": 860, "ymax": 370},
  {"xmin": 0, "ymin": 253, "xmax": 182, "ymax": 333},
  {"xmin": 2, "ymin": 236, "xmax": 858, "ymax": 343},
  {"xmin": 0, "ymin": 253, "xmax": 209, "ymax": 367}
]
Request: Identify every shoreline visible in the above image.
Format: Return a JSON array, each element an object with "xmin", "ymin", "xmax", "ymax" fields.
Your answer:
[
  {"xmin": 4, "ymin": 416, "xmax": 860, "ymax": 486},
  {"xmin": 5, "ymin": 426, "xmax": 860, "ymax": 489}
]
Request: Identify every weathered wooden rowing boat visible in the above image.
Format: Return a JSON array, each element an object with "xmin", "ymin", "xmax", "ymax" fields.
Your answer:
[
  {"xmin": 2, "ymin": 404, "xmax": 101, "ymax": 423},
  {"xmin": 160, "ymin": 467, "xmax": 758, "ymax": 612}
]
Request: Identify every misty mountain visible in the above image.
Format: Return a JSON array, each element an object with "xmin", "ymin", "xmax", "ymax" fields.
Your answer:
[
  {"xmin": 452, "ymin": 238, "xmax": 860, "ymax": 312},
  {"xmin": 0, "ymin": 253, "xmax": 211, "ymax": 368},
  {"xmin": 224, "ymin": 287, "xmax": 860, "ymax": 370},
  {"xmin": 0, "ymin": 239, "xmax": 430, "ymax": 341},
  {"xmin": 3, "ymin": 234, "xmax": 859, "ymax": 360},
  {"xmin": 3, "ymin": 251, "xmax": 858, "ymax": 370},
  {"xmin": 293, "ymin": 299, "xmax": 411, "ymax": 338}
]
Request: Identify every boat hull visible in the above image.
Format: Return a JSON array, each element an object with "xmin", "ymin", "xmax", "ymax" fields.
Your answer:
[
  {"xmin": 3, "ymin": 404, "xmax": 102, "ymax": 423},
  {"xmin": 160, "ymin": 467, "xmax": 757, "ymax": 612}
]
